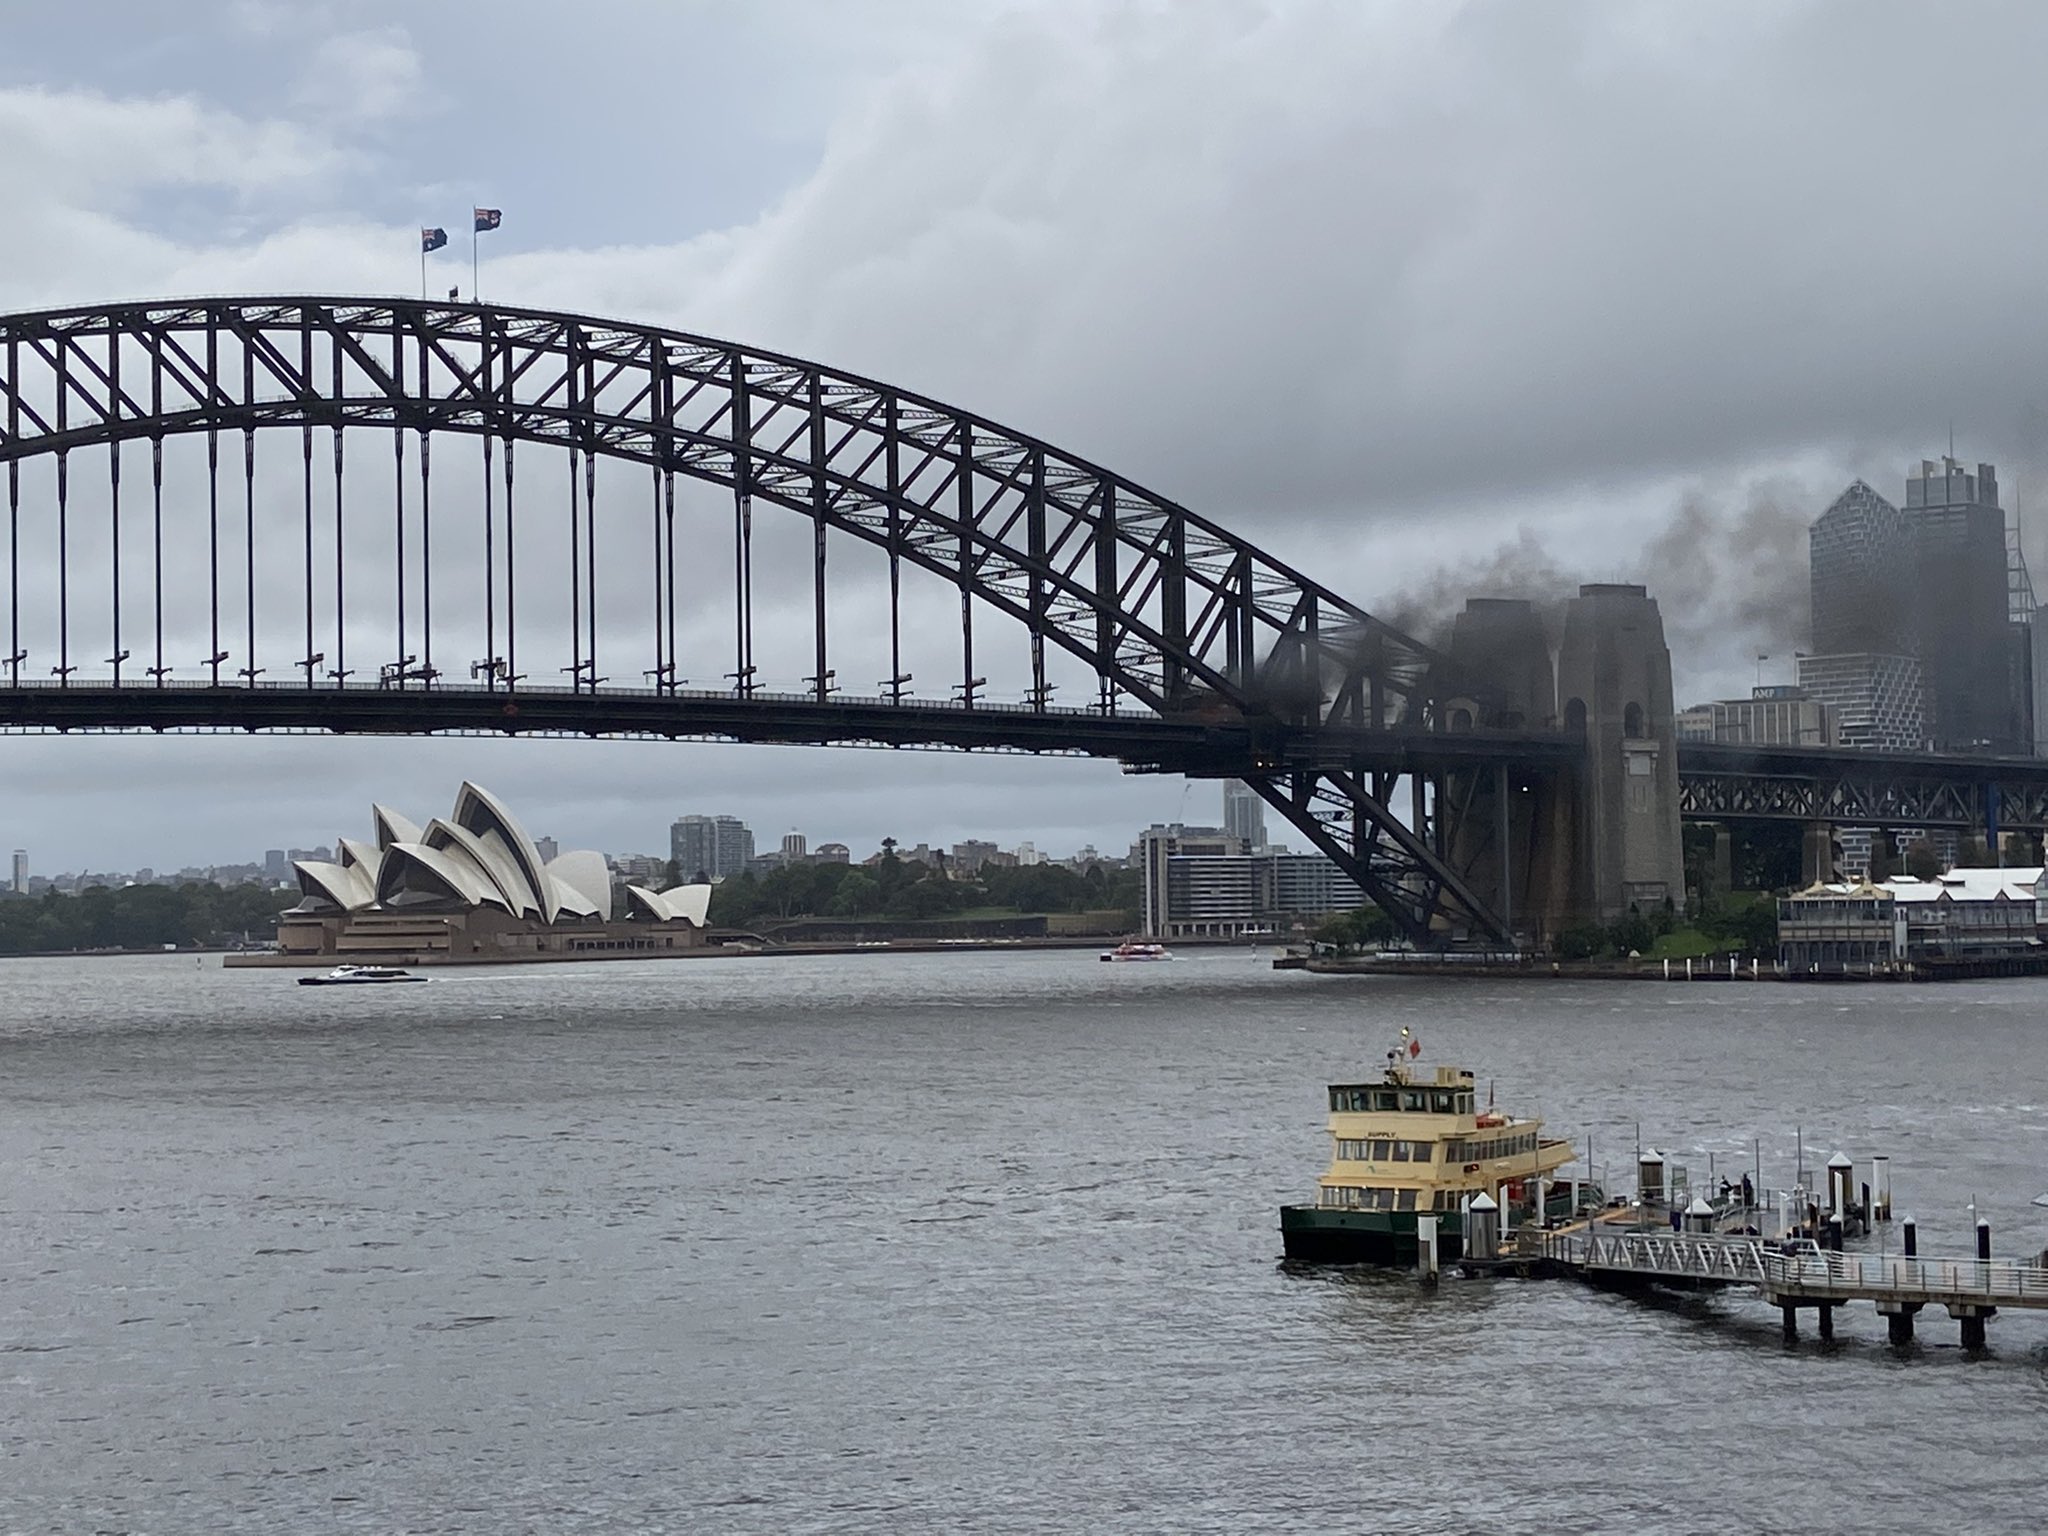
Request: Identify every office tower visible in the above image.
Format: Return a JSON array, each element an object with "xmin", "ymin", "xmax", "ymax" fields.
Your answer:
[
  {"xmin": 1222, "ymin": 780, "xmax": 1267, "ymax": 853},
  {"xmin": 670, "ymin": 815, "xmax": 755, "ymax": 881}
]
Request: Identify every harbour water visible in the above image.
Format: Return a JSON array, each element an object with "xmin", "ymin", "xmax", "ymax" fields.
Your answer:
[{"xmin": 3, "ymin": 949, "xmax": 2045, "ymax": 1533}]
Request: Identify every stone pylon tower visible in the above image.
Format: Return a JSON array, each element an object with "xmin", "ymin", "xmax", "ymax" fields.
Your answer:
[
  {"xmin": 1440, "ymin": 599, "xmax": 1576, "ymax": 942},
  {"xmin": 1554, "ymin": 584, "xmax": 1685, "ymax": 924}
]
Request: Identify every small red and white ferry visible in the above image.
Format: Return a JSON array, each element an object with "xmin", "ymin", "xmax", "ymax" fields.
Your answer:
[{"xmin": 1100, "ymin": 939, "xmax": 1172, "ymax": 962}]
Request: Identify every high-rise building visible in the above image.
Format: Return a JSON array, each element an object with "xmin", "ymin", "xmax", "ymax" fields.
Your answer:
[
  {"xmin": 1905, "ymin": 457, "xmax": 2015, "ymax": 750},
  {"xmin": 780, "ymin": 832, "xmax": 807, "ymax": 863},
  {"xmin": 1810, "ymin": 481, "xmax": 1913, "ymax": 655},
  {"xmin": 10, "ymin": 849, "xmax": 25, "ymax": 894},
  {"xmin": 1222, "ymin": 780, "xmax": 1267, "ymax": 852},
  {"xmin": 263, "ymin": 849, "xmax": 289, "ymax": 884},
  {"xmin": 1794, "ymin": 653, "xmax": 1927, "ymax": 751},
  {"xmin": 670, "ymin": 815, "xmax": 755, "ymax": 882},
  {"xmin": 1806, "ymin": 458, "xmax": 2019, "ymax": 752}
]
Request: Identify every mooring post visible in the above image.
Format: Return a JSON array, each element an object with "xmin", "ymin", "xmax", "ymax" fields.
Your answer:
[
  {"xmin": 1902, "ymin": 1216, "xmax": 1917, "ymax": 1257},
  {"xmin": 1826, "ymin": 1213, "xmax": 1843, "ymax": 1252},
  {"xmin": 1977, "ymin": 1219, "xmax": 1991, "ymax": 1262},
  {"xmin": 1872, "ymin": 1155, "xmax": 1891, "ymax": 1221},
  {"xmin": 1417, "ymin": 1214, "xmax": 1440, "ymax": 1285}
]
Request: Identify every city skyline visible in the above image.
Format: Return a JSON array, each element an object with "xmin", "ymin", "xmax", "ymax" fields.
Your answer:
[{"xmin": 4, "ymin": 776, "xmax": 1224, "ymax": 891}]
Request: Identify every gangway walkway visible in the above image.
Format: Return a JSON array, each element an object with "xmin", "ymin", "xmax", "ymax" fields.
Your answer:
[{"xmin": 1539, "ymin": 1227, "xmax": 2048, "ymax": 1345}]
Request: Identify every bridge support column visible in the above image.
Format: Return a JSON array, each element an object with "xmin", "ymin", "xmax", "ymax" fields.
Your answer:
[
  {"xmin": 1877, "ymin": 1301, "xmax": 1921, "ymax": 1345},
  {"xmin": 1779, "ymin": 1302, "xmax": 1797, "ymax": 1342},
  {"xmin": 1815, "ymin": 1303, "xmax": 1835, "ymax": 1342},
  {"xmin": 1801, "ymin": 821, "xmax": 1837, "ymax": 885},
  {"xmin": 1949, "ymin": 1304, "xmax": 1995, "ymax": 1350}
]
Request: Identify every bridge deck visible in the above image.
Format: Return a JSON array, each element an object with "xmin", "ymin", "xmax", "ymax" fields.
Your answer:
[{"xmin": 1543, "ymin": 1228, "xmax": 2048, "ymax": 1310}]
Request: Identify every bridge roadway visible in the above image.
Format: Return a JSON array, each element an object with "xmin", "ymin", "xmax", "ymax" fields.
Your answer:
[
  {"xmin": 14, "ymin": 679, "xmax": 2048, "ymax": 831},
  {"xmin": 0, "ymin": 678, "xmax": 1581, "ymax": 779},
  {"xmin": 1538, "ymin": 1225, "xmax": 2048, "ymax": 1346}
]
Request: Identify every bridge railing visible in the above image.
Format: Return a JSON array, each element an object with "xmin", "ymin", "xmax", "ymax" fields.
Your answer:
[
  {"xmin": 1545, "ymin": 1229, "xmax": 2048, "ymax": 1304},
  {"xmin": 0, "ymin": 674, "xmax": 1167, "ymax": 717}
]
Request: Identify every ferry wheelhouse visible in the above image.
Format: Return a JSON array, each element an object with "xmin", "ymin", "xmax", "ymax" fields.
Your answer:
[{"xmin": 1280, "ymin": 1046, "xmax": 1578, "ymax": 1265}]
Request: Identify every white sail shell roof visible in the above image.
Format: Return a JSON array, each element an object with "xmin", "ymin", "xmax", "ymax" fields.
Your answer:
[
  {"xmin": 546, "ymin": 849, "xmax": 613, "ymax": 920},
  {"xmin": 420, "ymin": 818, "xmax": 528, "ymax": 914},
  {"xmin": 296, "ymin": 783, "xmax": 629, "ymax": 927},
  {"xmin": 452, "ymin": 781, "xmax": 558, "ymax": 922},
  {"xmin": 624, "ymin": 883, "xmax": 713, "ymax": 926},
  {"xmin": 372, "ymin": 804, "xmax": 422, "ymax": 850},
  {"xmin": 376, "ymin": 841, "xmax": 502, "ymax": 909},
  {"xmin": 292, "ymin": 858, "xmax": 376, "ymax": 912}
]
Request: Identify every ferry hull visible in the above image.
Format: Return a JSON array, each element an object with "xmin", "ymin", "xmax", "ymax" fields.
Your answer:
[{"xmin": 1279, "ymin": 1205, "xmax": 1463, "ymax": 1267}]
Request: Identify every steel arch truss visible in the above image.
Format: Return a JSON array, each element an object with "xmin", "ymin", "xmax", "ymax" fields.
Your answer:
[
  {"xmin": 0, "ymin": 296, "xmax": 1508, "ymax": 942},
  {"xmin": 1245, "ymin": 771, "xmax": 1501, "ymax": 946},
  {"xmin": 0, "ymin": 297, "xmax": 1435, "ymax": 721}
]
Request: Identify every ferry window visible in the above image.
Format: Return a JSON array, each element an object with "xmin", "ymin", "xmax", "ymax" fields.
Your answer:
[
  {"xmin": 1409, "ymin": 1142, "xmax": 1432, "ymax": 1163},
  {"xmin": 1368, "ymin": 1138, "xmax": 1392, "ymax": 1160},
  {"xmin": 1457, "ymin": 1094, "xmax": 1475, "ymax": 1113},
  {"xmin": 1399, "ymin": 1091, "xmax": 1426, "ymax": 1111},
  {"xmin": 1396, "ymin": 1189, "xmax": 1417, "ymax": 1211},
  {"xmin": 1428, "ymin": 1092, "xmax": 1454, "ymax": 1113},
  {"xmin": 1371, "ymin": 1090, "xmax": 1400, "ymax": 1111},
  {"xmin": 1391, "ymin": 1141, "xmax": 1411, "ymax": 1162}
]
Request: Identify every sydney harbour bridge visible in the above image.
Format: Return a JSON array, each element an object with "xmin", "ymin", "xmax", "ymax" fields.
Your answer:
[{"xmin": 3, "ymin": 297, "xmax": 2047, "ymax": 947}]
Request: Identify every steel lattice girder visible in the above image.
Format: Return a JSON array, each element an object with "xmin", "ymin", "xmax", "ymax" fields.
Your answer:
[
  {"xmin": 0, "ymin": 298, "xmax": 1443, "ymax": 726},
  {"xmin": 0, "ymin": 296, "xmax": 1524, "ymax": 944},
  {"xmin": 1678, "ymin": 767, "xmax": 2048, "ymax": 829}
]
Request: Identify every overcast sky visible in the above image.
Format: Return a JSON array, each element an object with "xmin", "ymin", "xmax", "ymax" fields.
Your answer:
[{"xmin": 6, "ymin": 0, "xmax": 2048, "ymax": 874}]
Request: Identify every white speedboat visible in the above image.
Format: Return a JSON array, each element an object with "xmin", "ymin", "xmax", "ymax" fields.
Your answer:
[
  {"xmin": 1100, "ymin": 940, "xmax": 1171, "ymax": 962},
  {"xmin": 298, "ymin": 964, "xmax": 427, "ymax": 986}
]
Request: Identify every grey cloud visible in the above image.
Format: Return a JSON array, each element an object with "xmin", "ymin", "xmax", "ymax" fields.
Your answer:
[{"xmin": 9, "ymin": 1, "xmax": 2048, "ymax": 866}]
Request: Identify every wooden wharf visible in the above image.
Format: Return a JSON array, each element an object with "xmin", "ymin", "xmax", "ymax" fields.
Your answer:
[{"xmin": 1533, "ymin": 1225, "xmax": 2048, "ymax": 1346}]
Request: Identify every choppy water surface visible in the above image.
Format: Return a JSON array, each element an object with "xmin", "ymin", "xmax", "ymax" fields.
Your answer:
[{"xmin": 3, "ymin": 950, "xmax": 2046, "ymax": 1533}]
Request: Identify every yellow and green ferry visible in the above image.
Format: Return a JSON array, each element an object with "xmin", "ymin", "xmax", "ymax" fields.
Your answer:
[{"xmin": 1280, "ymin": 1044, "xmax": 1579, "ymax": 1265}]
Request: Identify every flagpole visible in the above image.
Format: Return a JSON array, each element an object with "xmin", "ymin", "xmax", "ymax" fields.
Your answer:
[
  {"xmin": 472, "ymin": 220, "xmax": 479, "ymax": 302},
  {"xmin": 421, "ymin": 240, "xmax": 427, "ymax": 301}
]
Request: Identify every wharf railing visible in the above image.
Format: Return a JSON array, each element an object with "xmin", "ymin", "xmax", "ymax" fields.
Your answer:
[{"xmin": 1542, "ymin": 1229, "xmax": 2048, "ymax": 1308}]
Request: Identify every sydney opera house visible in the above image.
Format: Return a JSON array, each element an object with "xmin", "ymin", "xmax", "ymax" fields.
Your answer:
[{"xmin": 276, "ymin": 781, "xmax": 713, "ymax": 964}]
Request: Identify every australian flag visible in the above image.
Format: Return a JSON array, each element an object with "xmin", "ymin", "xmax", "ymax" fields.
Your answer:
[
  {"xmin": 421, "ymin": 226, "xmax": 449, "ymax": 253},
  {"xmin": 474, "ymin": 207, "xmax": 503, "ymax": 233}
]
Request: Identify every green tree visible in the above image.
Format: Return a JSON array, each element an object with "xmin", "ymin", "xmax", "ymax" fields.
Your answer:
[
  {"xmin": 1607, "ymin": 910, "xmax": 1657, "ymax": 956},
  {"xmin": 1555, "ymin": 924, "xmax": 1607, "ymax": 961},
  {"xmin": 1904, "ymin": 838, "xmax": 1941, "ymax": 880},
  {"xmin": 827, "ymin": 869, "xmax": 881, "ymax": 917},
  {"xmin": 1313, "ymin": 912, "xmax": 1360, "ymax": 950}
]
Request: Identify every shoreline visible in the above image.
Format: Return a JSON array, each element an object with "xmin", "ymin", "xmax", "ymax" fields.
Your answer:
[
  {"xmin": 1296, "ymin": 953, "xmax": 2048, "ymax": 984},
  {"xmin": 220, "ymin": 935, "xmax": 1259, "ymax": 969}
]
